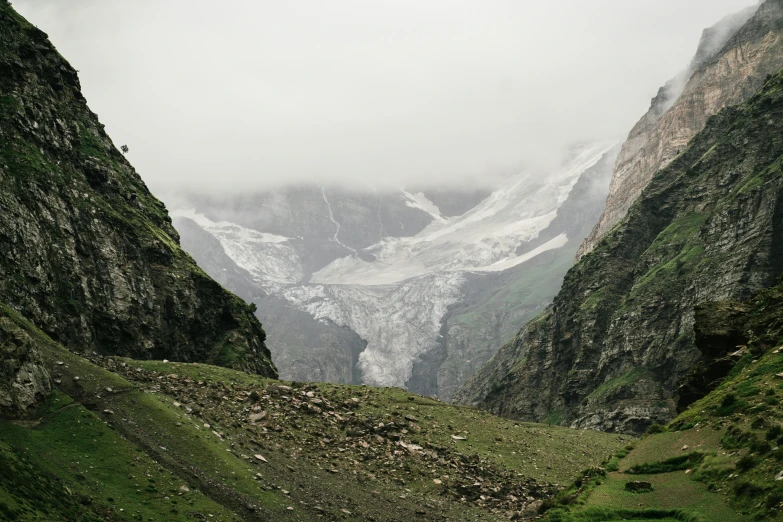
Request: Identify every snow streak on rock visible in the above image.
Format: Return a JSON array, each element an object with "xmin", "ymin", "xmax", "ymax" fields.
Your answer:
[{"xmin": 322, "ymin": 187, "xmax": 358, "ymax": 258}]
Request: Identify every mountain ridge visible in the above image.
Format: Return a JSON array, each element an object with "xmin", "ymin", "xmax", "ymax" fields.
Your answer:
[
  {"xmin": 578, "ymin": 0, "xmax": 783, "ymax": 259},
  {"xmin": 0, "ymin": 2, "xmax": 276, "ymax": 379},
  {"xmin": 174, "ymin": 144, "xmax": 617, "ymax": 399},
  {"xmin": 457, "ymin": 59, "xmax": 783, "ymax": 433}
]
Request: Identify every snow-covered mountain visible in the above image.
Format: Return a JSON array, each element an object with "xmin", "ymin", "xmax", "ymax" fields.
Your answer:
[
  {"xmin": 171, "ymin": 143, "xmax": 617, "ymax": 399},
  {"xmin": 312, "ymin": 146, "xmax": 609, "ymax": 285}
]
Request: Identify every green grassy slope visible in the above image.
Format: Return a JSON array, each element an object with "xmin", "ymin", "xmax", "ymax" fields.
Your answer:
[{"xmin": 0, "ymin": 302, "xmax": 632, "ymax": 521}]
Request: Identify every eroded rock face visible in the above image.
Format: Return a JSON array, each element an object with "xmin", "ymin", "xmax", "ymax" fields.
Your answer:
[
  {"xmin": 0, "ymin": 6, "xmax": 276, "ymax": 377},
  {"xmin": 578, "ymin": 1, "xmax": 783, "ymax": 259},
  {"xmin": 456, "ymin": 69, "xmax": 783, "ymax": 433},
  {"xmin": 0, "ymin": 313, "xmax": 50, "ymax": 418}
]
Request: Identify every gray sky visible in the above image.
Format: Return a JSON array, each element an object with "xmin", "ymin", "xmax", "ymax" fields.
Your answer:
[{"xmin": 16, "ymin": 0, "xmax": 756, "ymax": 193}]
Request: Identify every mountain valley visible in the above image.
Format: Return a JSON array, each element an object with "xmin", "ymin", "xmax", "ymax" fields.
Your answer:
[{"xmin": 4, "ymin": 0, "xmax": 783, "ymax": 520}]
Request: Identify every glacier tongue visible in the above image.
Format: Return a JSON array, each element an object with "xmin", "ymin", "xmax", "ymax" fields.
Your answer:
[{"xmin": 283, "ymin": 272, "xmax": 465, "ymax": 387}]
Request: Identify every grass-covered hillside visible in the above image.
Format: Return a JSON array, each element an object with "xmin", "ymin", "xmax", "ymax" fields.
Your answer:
[
  {"xmin": 0, "ymin": 303, "xmax": 631, "ymax": 521},
  {"xmin": 541, "ymin": 280, "xmax": 783, "ymax": 521}
]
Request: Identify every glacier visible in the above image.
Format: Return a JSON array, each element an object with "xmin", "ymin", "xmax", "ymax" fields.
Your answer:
[{"xmin": 172, "ymin": 142, "xmax": 616, "ymax": 394}]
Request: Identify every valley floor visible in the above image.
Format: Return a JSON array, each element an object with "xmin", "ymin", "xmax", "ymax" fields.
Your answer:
[
  {"xmin": 3, "ymin": 304, "xmax": 780, "ymax": 520},
  {"xmin": 0, "ymin": 330, "xmax": 629, "ymax": 521}
]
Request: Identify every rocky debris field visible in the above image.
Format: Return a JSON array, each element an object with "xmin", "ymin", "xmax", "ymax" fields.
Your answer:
[{"xmin": 82, "ymin": 354, "xmax": 630, "ymax": 521}]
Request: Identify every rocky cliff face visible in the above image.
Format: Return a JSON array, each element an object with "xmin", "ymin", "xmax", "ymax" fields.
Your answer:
[
  {"xmin": 577, "ymin": 1, "xmax": 783, "ymax": 258},
  {"xmin": 0, "ymin": 304, "xmax": 50, "ymax": 418},
  {"xmin": 0, "ymin": 4, "xmax": 276, "ymax": 377},
  {"xmin": 456, "ymin": 68, "xmax": 783, "ymax": 433}
]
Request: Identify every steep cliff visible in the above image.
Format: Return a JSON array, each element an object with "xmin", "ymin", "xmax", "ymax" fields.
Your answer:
[
  {"xmin": 456, "ymin": 67, "xmax": 783, "ymax": 433},
  {"xmin": 0, "ymin": 4, "xmax": 276, "ymax": 377},
  {"xmin": 578, "ymin": 1, "xmax": 783, "ymax": 258}
]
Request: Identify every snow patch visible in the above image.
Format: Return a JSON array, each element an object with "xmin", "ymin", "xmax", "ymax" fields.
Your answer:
[
  {"xmin": 470, "ymin": 233, "xmax": 568, "ymax": 273},
  {"xmin": 312, "ymin": 143, "xmax": 613, "ymax": 285},
  {"xmin": 171, "ymin": 209, "xmax": 303, "ymax": 288},
  {"xmin": 402, "ymin": 192, "xmax": 447, "ymax": 223}
]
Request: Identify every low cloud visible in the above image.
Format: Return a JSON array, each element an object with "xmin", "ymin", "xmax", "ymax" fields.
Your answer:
[{"xmin": 16, "ymin": 0, "xmax": 756, "ymax": 194}]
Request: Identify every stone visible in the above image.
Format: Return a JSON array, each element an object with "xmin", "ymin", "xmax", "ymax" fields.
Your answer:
[{"xmin": 249, "ymin": 411, "xmax": 267, "ymax": 422}]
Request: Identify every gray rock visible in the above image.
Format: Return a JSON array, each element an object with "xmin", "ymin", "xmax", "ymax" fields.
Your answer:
[{"xmin": 0, "ymin": 314, "xmax": 51, "ymax": 418}]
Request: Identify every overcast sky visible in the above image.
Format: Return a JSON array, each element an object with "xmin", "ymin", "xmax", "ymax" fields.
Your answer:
[{"xmin": 16, "ymin": 0, "xmax": 756, "ymax": 194}]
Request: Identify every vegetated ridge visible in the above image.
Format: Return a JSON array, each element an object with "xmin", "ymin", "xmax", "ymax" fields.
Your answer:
[{"xmin": 542, "ymin": 277, "xmax": 783, "ymax": 521}]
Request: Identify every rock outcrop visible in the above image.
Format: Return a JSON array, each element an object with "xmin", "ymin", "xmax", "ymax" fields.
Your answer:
[
  {"xmin": 0, "ymin": 4, "xmax": 276, "ymax": 377},
  {"xmin": 0, "ymin": 305, "xmax": 50, "ymax": 418},
  {"xmin": 577, "ymin": 1, "xmax": 783, "ymax": 258},
  {"xmin": 456, "ymin": 67, "xmax": 783, "ymax": 433}
]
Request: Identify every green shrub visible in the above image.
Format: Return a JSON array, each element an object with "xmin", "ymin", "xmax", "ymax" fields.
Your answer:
[
  {"xmin": 734, "ymin": 480, "xmax": 764, "ymax": 499},
  {"xmin": 721, "ymin": 426, "xmax": 756, "ymax": 449},
  {"xmin": 645, "ymin": 424, "xmax": 667, "ymax": 435},
  {"xmin": 736, "ymin": 454, "xmax": 757, "ymax": 471},
  {"xmin": 627, "ymin": 452, "xmax": 705, "ymax": 474},
  {"xmin": 716, "ymin": 393, "xmax": 748, "ymax": 416},
  {"xmin": 766, "ymin": 490, "xmax": 783, "ymax": 510},
  {"xmin": 750, "ymin": 439, "xmax": 771, "ymax": 455}
]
